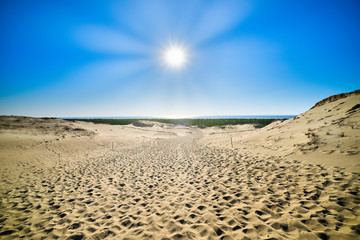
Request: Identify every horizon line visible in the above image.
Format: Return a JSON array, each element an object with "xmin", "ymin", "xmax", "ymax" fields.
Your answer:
[
  {"xmin": 1, "ymin": 114, "xmax": 298, "ymax": 119},
  {"xmin": 59, "ymin": 115, "xmax": 297, "ymax": 120}
]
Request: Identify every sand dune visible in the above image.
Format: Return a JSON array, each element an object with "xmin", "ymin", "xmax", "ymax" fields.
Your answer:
[
  {"xmin": 0, "ymin": 91, "xmax": 359, "ymax": 239},
  {"xmin": 202, "ymin": 90, "xmax": 360, "ymax": 172}
]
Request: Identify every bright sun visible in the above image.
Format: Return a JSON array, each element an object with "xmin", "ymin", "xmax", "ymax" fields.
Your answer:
[{"xmin": 163, "ymin": 45, "xmax": 187, "ymax": 69}]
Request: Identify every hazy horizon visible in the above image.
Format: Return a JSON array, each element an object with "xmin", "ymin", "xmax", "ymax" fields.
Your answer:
[
  {"xmin": 1, "ymin": 0, "xmax": 359, "ymax": 117},
  {"xmin": 60, "ymin": 115, "xmax": 297, "ymax": 120},
  {"xmin": 1, "ymin": 114, "xmax": 297, "ymax": 120}
]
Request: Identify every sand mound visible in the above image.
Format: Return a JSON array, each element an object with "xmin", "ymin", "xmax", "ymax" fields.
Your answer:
[
  {"xmin": 203, "ymin": 90, "xmax": 360, "ymax": 172},
  {"xmin": 132, "ymin": 120, "xmax": 159, "ymax": 127},
  {"xmin": 0, "ymin": 116, "xmax": 94, "ymax": 138},
  {"xmin": 132, "ymin": 120, "xmax": 181, "ymax": 129}
]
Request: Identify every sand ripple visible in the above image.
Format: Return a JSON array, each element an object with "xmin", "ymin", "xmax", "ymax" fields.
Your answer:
[{"xmin": 1, "ymin": 135, "xmax": 359, "ymax": 239}]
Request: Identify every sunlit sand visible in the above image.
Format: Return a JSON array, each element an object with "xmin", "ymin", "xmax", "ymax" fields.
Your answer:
[{"xmin": 0, "ymin": 90, "xmax": 359, "ymax": 239}]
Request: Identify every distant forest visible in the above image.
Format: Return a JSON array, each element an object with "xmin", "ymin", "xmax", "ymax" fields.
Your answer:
[{"xmin": 67, "ymin": 118, "xmax": 283, "ymax": 127}]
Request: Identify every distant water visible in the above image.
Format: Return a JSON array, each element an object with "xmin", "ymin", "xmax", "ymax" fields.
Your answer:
[
  {"xmin": 193, "ymin": 115, "xmax": 296, "ymax": 119},
  {"xmin": 63, "ymin": 115, "xmax": 296, "ymax": 120}
]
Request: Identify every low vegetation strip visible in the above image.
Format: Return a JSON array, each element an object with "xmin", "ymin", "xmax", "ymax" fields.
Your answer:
[{"xmin": 67, "ymin": 118, "xmax": 281, "ymax": 127}]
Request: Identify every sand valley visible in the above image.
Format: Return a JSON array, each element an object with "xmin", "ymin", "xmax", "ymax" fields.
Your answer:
[{"xmin": 0, "ymin": 91, "xmax": 359, "ymax": 239}]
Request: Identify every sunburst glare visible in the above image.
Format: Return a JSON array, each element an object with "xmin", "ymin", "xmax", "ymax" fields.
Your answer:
[{"xmin": 163, "ymin": 45, "xmax": 188, "ymax": 69}]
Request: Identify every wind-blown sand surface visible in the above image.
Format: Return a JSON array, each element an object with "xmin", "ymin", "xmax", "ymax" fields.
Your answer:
[{"xmin": 0, "ymin": 91, "xmax": 359, "ymax": 239}]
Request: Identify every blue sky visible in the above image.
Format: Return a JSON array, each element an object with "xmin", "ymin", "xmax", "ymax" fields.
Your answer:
[{"xmin": 0, "ymin": 0, "xmax": 359, "ymax": 117}]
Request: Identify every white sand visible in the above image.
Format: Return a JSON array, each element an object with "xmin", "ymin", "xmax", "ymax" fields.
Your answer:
[{"xmin": 0, "ymin": 92, "xmax": 359, "ymax": 239}]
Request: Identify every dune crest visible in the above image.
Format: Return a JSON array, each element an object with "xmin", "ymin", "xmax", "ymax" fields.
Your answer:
[{"xmin": 311, "ymin": 89, "xmax": 360, "ymax": 109}]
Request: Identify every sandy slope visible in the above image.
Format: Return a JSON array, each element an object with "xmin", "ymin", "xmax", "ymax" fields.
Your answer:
[
  {"xmin": 0, "ymin": 91, "xmax": 359, "ymax": 239},
  {"xmin": 201, "ymin": 90, "xmax": 360, "ymax": 172}
]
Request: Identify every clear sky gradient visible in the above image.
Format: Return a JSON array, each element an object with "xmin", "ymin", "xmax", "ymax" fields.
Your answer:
[{"xmin": 1, "ymin": 0, "xmax": 359, "ymax": 117}]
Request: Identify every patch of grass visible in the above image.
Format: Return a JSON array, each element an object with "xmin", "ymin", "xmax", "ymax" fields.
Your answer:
[
  {"xmin": 309, "ymin": 133, "xmax": 319, "ymax": 145},
  {"xmin": 66, "ymin": 118, "xmax": 280, "ymax": 127}
]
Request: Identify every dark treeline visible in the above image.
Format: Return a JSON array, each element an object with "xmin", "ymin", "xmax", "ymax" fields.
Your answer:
[{"xmin": 67, "ymin": 118, "xmax": 282, "ymax": 127}]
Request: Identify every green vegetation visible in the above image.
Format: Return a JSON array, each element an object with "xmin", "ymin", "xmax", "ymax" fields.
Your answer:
[{"xmin": 67, "ymin": 118, "xmax": 282, "ymax": 127}]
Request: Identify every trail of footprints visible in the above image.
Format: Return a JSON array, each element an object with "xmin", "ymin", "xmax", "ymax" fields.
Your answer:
[{"xmin": 0, "ymin": 137, "xmax": 359, "ymax": 239}]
